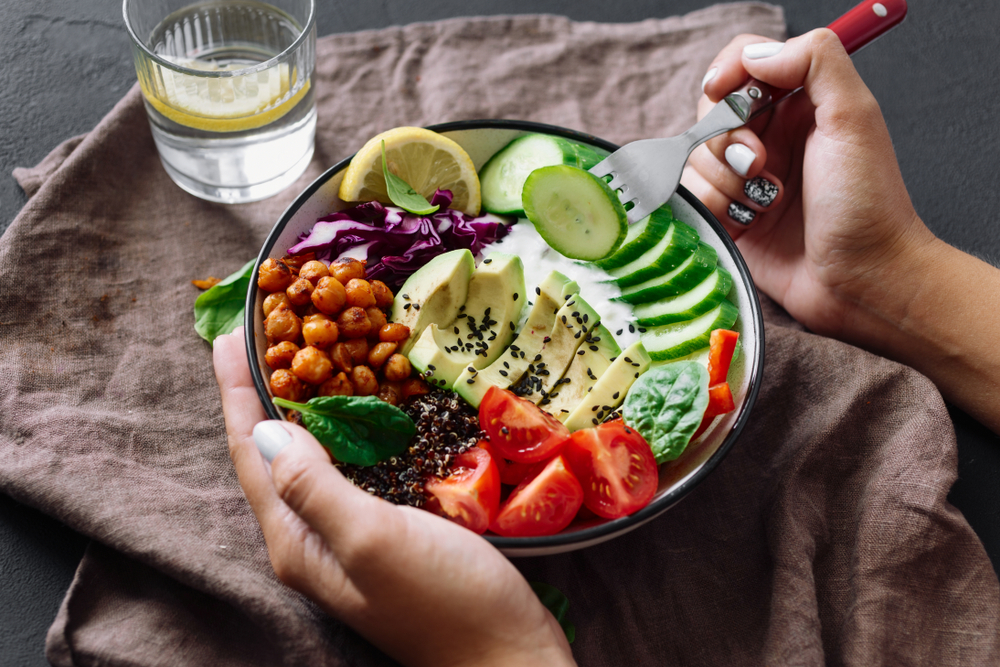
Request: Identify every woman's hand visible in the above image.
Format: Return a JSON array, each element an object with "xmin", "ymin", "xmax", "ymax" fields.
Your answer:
[{"xmin": 214, "ymin": 328, "xmax": 576, "ymax": 667}]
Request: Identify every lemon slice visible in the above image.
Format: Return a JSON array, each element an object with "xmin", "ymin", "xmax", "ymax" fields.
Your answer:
[
  {"xmin": 138, "ymin": 58, "xmax": 310, "ymax": 133},
  {"xmin": 338, "ymin": 127, "xmax": 481, "ymax": 216}
]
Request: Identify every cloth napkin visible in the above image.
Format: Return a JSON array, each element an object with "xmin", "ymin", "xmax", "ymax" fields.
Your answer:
[{"xmin": 4, "ymin": 4, "xmax": 999, "ymax": 665}]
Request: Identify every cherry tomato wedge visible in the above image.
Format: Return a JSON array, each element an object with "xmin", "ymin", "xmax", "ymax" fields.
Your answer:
[
  {"xmin": 563, "ymin": 420, "xmax": 658, "ymax": 519},
  {"xmin": 479, "ymin": 386, "xmax": 570, "ymax": 463},
  {"xmin": 499, "ymin": 459, "xmax": 534, "ymax": 486},
  {"xmin": 424, "ymin": 445, "xmax": 500, "ymax": 534},
  {"xmin": 489, "ymin": 454, "xmax": 583, "ymax": 537},
  {"xmin": 477, "ymin": 439, "xmax": 506, "ymax": 478}
]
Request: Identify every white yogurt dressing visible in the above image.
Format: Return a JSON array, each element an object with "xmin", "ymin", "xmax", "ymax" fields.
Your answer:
[{"xmin": 480, "ymin": 219, "xmax": 640, "ymax": 350}]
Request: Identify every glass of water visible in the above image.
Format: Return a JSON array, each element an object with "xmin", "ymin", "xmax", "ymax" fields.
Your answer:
[{"xmin": 124, "ymin": 0, "xmax": 316, "ymax": 203}]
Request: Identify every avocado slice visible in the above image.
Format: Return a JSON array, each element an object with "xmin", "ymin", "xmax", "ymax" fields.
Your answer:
[
  {"xmin": 408, "ymin": 252, "xmax": 526, "ymax": 386},
  {"xmin": 454, "ymin": 271, "xmax": 579, "ymax": 408},
  {"xmin": 563, "ymin": 340, "xmax": 651, "ymax": 432},
  {"xmin": 546, "ymin": 324, "xmax": 621, "ymax": 422},
  {"xmin": 513, "ymin": 294, "xmax": 600, "ymax": 406},
  {"xmin": 390, "ymin": 249, "xmax": 475, "ymax": 356}
]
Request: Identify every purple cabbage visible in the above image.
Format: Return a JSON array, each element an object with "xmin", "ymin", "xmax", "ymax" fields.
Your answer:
[{"xmin": 288, "ymin": 190, "xmax": 513, "ymax": 289}]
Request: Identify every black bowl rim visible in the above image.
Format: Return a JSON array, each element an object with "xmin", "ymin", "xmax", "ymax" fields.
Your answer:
[{"xmin": 245, "ymin": 118, "xmax": 765, "ymax": 551}]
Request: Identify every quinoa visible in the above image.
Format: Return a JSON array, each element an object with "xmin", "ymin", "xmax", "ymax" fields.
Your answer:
[{"xmin": 334, "ymin": 388, "xmax": 485, "ymax": 507}]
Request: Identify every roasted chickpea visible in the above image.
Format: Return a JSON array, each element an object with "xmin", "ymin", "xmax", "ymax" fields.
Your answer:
[
  {"xmin": 330, "ymin": 342, "xmax": 354, "ymax": 373},
  {"xmin": 265, "ymin": 305, "xmax": 302, "ymax": 343},
  {"xmin": 265, "ymin": 341, "xmax": 299, "ymax": 370},
  {"xmin": 377, "ymin": 381, "xmax": 401, "ymax": 406},
  {"xmin": 291, "ymin": 346, "xmax": 334, "ymax": 385},
  {"xmin": 350, "ymin": 365, "xmax": 379, "ymax": 396},
  {"xmin": 258, "ymin": 258, "xmax": 294, "ymax": 293},
  {"xmin": 365, "ymin": 306, "xmax": 387, "ymax": 333},
  {"xmin": 383, "ymin": 353, "xmax": 412, "ymax": 382},
  {"xmin": 298, "ymin": 260, "xmax": 330, "ymax": 284},
  {"xmin": 318, "ymin": 372, "xmax": 353, "ymax": 397},
  {"xmin": 269, "ymin": 368, "xmax": 308, "ymax": 401},
  {"xmin": 330, "ymin": 257, "xmax": 366, "ymax": 284},
  {"xmin": 286, "ymin": 277, "xmax": 315, "ymax": 307},
  {"xmin": 367, "ymin": 341, "xmax": 397, "ymax": 369},
  {"xmin": 263, "ymin": 292, "xmax": 290, "ymax": 318},
  {"xmin": 311, "ymin": 276, "xmax": 347, "ymax": 315},
  {"xmin": 302, "ymin": 317, "xmax": 339, "ymax": 348},
  {"xmin": 379, "ymin": 322, "xmax": 410, "ymax": 342},
  {"xmin": 370, "ymin": 280, "xmax": 393, "ymax": 308},
  {"xmin": 344, "ymin": 279, "xmax": 376, "ymax": 308},
  {"xmin": 342, "ymin": 338, "xmax": 369, "ymax": 365},
  {"xmin": 337, "ymin": 306, "xmax": 372, "ymax": 338},
  {"xmin": 400, "ymin": 377, "xmax": 431, "ymax": 400}
]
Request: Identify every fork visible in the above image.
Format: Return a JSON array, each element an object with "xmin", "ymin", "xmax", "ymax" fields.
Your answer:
[{"xmin": 589, "ymin": 0, "xmax": 908, "ymax": 224}]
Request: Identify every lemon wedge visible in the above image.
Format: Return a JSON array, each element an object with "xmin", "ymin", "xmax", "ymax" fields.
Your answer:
[
  {"xmin": 338, "ymin": 127, "xmax": 481, "ymax": 216},
  {"xmin": 138, "ymin": 58, "xmax": 310, "ymax": 133}
]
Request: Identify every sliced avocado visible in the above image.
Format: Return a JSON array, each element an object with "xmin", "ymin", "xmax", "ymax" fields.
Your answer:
[
  {"xmin": 513, "ymin": 294, "xmax": 600, "ymax": 406},
  {"xmin": 547, "ymin": 324, "xmax": 621, "ymax": 421},
  {"xmin": 563, "ymin": 341, "xmax": 652, "ymax": 432},
  {"xmin": 454, "ymin": 271, "xmax": 579, "ymax": 408},
  {"xmin": 408, "ymin": 252, "xmax": 526, "ymax": 386},
  {"xmin": 390, "ymin": 249, "xmax": 475, "ymax": 356}
]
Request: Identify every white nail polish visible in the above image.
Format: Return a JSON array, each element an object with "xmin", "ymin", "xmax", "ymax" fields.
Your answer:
[
  {"xmin": 253, "ymin": 421, "xmax": 292, "ymax": 462},
  {"xmin": 701, "ymin": 67, "xmax": 718, "ymax": 92},
  {"xmin": 725, "ymin": 143, "xmax": 756, "ymax": 177},
  {"xmin": 743, "ymin": 42, "xmax": 785, "ymax": 59}
]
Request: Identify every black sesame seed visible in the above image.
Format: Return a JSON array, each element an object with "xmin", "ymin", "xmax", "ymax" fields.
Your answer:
[
  {"xmin": 589, "ymin": 345, "xmax": 599, "ymax": 352},
  {"xmin": 404, "ymin": 303, "xmax": 411, "ymax": 310},
  {"xmin": 483, "ymin": 258, "xmax": 492, "ymax": 264},
  {"xmin": 413, "ymin": 304, "xmax": 420, "ymax": 311},
  {"xmin": 535, "ymin": 286, "xmax": 541, "ymax": 295},
  {"xmin": 629, "ymin": 324, "xmax": 635, "ymax": 333},
  {"xmin": 513, "ymin": 293, "xmax": 519, "ymax": 301},
  {"xmin": 499, "ymin": 370, "xmax": 508, "ymax": 377},
  {"xmin": 616, "ymin": 329, "xmax": 623, "ymax": 336},
  {"xmin": 612, "ymin": 392, "xmax": 620, "ymax": 400}
]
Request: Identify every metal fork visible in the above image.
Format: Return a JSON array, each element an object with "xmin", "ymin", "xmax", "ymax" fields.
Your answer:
[{"xmin": 589, "ymin": 0, "xmax": 908, "ymax": 224}]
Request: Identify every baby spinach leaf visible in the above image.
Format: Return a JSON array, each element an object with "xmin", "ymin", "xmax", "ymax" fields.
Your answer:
[
  {"xmin": 530, "ymin": 582, "xmax": 575, "ymax": 644},
  {"xmin": 272, "ymin": 395, "xmax": 416, "ymax": 466},
  {"xmin": 622, "ymin": 361, "xmax": 709, "ymax": 463},
  {"xmin": 382, "ymin": 140, "xmax": 440, "ymax": 215},
  {"xmin": 194, "ymin": 259, "xmax": 255, "ymax": 345}
]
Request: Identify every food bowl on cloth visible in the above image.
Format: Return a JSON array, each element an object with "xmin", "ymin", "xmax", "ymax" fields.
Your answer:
[{"xmin": 245, "ymin": 119, "xmax": 764, "ymax": 557}]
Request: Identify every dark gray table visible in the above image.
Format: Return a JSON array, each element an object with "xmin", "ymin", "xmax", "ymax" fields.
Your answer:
[{"xmin": 2, "ymin": 1, "xmax": 998, "ymax": 664}]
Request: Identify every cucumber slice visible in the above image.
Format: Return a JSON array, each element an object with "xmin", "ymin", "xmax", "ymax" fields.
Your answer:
[
  {"xmin": 608, "ymin": 220, "xmax": 699, "ymax": 288},
  {"xmin": 593, "ymin": 205, "xmax": 673, "ymax": 271},
  {"xmin": 522, "ymin": 165, "xmax": 628, "ymax": 261},
  {"xmin": 479, "ymin": 134, "xmax": 609, "ymax": 216},
  {"xmin": 615, "ymin": 242, "xmax": 718, "ymax": 305},
  {"xmin": 633, "ymin": 268, "xmax": 733, "ymax": 326},
  {"xmin": 640, "ymin": 300, "xmax": 739, "ymax": 361}
]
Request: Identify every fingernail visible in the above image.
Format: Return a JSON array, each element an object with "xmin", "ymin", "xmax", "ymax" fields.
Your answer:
[
  {"xmin": 253, "ymin": 421, "xmax": 292, "ymax": 462},
  {"xmin": 724, "ymin": 143, "xmax": 756, "ymax": 177},
  {"xmin": 744, "ymin": 176, "xmax": 779, "ymax": 207},
  {"xmin": 728, "ymin": 202, "xmax": 756, "ymax": 225},
  {"xmin": 701, "ymin": 67, "xmax": 718, "ymax": 92},
  {"xmin": 743, "ymin": 42, "xmax": 785, "ymax": 59}
]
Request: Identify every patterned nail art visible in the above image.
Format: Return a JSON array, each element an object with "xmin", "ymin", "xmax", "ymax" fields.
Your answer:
[
  {"xmin": 728, "ymin": 202, "xmax": 756, "ymax": 225},
  {"xmin": 744, "ymin": 177, "xmax": 779, "ymax": 207}
]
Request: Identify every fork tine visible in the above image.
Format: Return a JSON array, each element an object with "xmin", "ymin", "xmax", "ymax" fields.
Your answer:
[{"xmin": 626, "ymin": 199, "xmax": 656, "ymax": 225}]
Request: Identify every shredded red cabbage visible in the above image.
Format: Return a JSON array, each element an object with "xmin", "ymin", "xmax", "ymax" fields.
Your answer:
[{"xmin": 288, "ymin": 190, "xmax": 513, "ymax": 289}]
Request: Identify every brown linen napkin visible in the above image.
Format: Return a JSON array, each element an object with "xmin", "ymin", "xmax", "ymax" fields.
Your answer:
[{"xmin": 3, "ymin": 4, "xmax": 998, "ymax": 666}]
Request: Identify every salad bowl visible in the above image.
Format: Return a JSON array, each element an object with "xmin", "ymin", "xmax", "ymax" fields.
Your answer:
[{"xmin": 246, "ymin": 119, "xmax": 764, "ymax": 557}]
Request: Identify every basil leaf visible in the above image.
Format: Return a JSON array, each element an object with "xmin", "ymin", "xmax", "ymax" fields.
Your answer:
[
  {"xmin": 381, "ymin": 140, "xmax": 440, "ymax": 215},
  {"xmin": 193, "ymin": 258, "xmax": 255, "ymax": 345},
  {"xmin": 622, "ymin": 361, "xmax": 709, "ymax": 463},
  {"xmin": 530, "ymin": 582, "xmax": 575, "ymax": 644},
  {"xmin": 272, "ymin": 395, "xmax": 416, "ymax": 466}
]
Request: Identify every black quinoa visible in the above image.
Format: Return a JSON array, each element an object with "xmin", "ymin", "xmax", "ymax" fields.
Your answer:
[{"xmin": 334, "ymin": 389, "xmax": 485, "ymax": 507}]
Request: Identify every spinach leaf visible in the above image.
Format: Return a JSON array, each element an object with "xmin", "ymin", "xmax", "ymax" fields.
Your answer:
[
  {"xmin": 194, "ymin": 258, "xmax": 255, "ymax": 345},
  {"xmin": 530, "ymin": 582, "xmax": 575, "ymax": 644},
  {"xmin": 381, "ymin": 140, "xmax": 440, "ymax": 215},
  {"xmin": 622, "ymin": 361, "xmax": 709, "ymax": 464},
  {"xmin": 272, "ymin": 395, "xmax": 416, "ymax": 466}
]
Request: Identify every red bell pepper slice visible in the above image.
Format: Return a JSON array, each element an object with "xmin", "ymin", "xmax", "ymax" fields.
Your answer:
[{"xmin": 707, "ymin": 329, "xmax": 740, "ymax": 386}]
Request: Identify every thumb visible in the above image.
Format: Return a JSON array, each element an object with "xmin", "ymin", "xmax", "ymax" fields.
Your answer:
[{"xmin": 253, "ymin": 420, "xmax": 385, "ymax": 549}]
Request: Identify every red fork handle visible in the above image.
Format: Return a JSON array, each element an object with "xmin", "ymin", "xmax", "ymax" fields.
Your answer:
[{"xmin": 828, "ymin": 0, "xmax": 908, "ymax": 54}]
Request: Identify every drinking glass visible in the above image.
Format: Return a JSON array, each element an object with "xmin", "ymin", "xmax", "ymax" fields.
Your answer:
[{"xmin": 124, "ymin": 0, "xmax": 316, "ymax": 203}]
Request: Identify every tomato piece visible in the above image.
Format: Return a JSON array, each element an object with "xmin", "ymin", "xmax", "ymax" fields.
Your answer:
[
  {"xmin": 477, "ymin": 439, "xmax": 506, "ymax": 478},
  {"xmin": 489, "ymin": 454, "xmax": 583, "ymax": 537},
  {"xmin": 563, "ymin": 420, "xmax": 658, "ymax": 519},
  {"xmin": 707, "ymin": 329, "xmax": 740, "ymax": 386},
  {"xmin": 479, "ymin": 386, "xmax": 571, "ymax": 463},
  {"xmin": 424, "ymin": 446, "xmax": 500, "ymax": 534}
]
